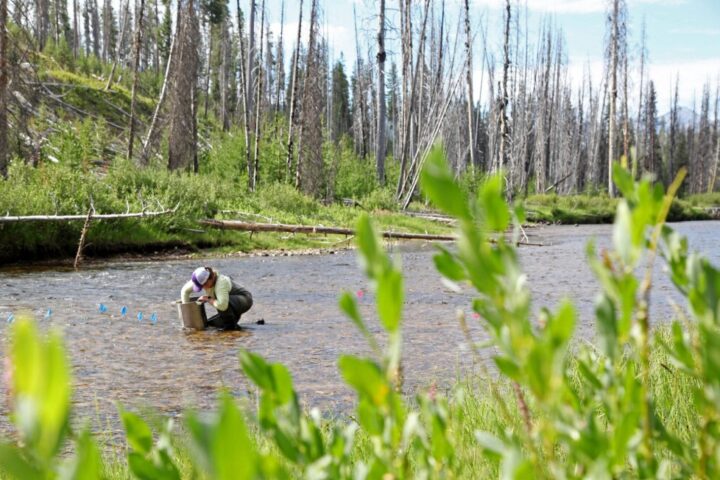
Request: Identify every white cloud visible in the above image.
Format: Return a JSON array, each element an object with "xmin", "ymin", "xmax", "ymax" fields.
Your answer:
[
  {"xmin": 647, "ymin": 58, "xmax": 720, "ymax": 110},
  {"xmin": 669, "ymin": 28, "xmax": 720, "ymax": 36},
  {"xmin": 472, "ymin": 0, "xmax": 684, "ymax": 15},
  {"xmin": 564, "ymin": 57, "xmax": 720, "ymax": 110}
]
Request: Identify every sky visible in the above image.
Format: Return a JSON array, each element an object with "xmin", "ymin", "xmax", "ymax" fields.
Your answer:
[{"xmin": 256, "ymin": 0, "xmax": 719, "ymax": 112}]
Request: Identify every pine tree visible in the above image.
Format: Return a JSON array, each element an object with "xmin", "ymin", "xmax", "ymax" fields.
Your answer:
[
  {"xmin": 158, "ymin": 0, "xmax": 172, "ymax": 67},
  {"xmin": 331, "ymin": 58, "xmax": 350, "ymax": 142}
]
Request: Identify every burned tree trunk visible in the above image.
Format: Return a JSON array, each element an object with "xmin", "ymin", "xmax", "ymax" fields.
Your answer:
[
  {"xmin": 463, "ymin": 0, "xmax": 475, "ymax": 172},
  {"xmin": 498, "ymin": 0, "xmax": 511, "ymax": 175},
  {"xmin": 295, "ymin": 0, "xmax": 323, "ymax": 196},
  {"xmin": 607, "ymin": 0, "xmax": 619, "ymax": 196},
  {"xmin": 375, "ymin": 0, "xmax": 387, "ymax": 185},
  {"xmin": 167, "ymin": 0, "xmax": 199, "ymax": 171},
  {"xmin": 0, "ymin": 0, "xmax": 7, "ymax": 177},
  {"xmin": 285, "ymin": 0, "xmax": 303, "ymax": 179},
  {"xmin": 127, "ymin": 0, "xmax": 146, "ymax": 161}
]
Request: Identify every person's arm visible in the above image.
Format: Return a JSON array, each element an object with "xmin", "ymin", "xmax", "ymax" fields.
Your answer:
[
  {"xmin": 180, "ymin": 280, "xmax": 195, "ymax": 303},
  {"xmin": 212, "ymin": 275, "xmax": 232, "ymax": 311}
]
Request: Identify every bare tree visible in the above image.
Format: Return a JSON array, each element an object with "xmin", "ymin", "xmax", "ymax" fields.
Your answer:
[
  {"xmin": 607, "ymin": 0, "xmax": 620, "ymax": 196},
  {"xmin": 284, "ymin": 0, "xmax": 302, "ymax": 179},
  {"xmin": 0, "ymin": 0, "xmax": 7, "ymax": 176},
  {"xmin": 140, "ymin": 0, "xmax": 182, "ymax": 165},
  {"xmin": 168, "ymin": 0, "xmax": 199, "ymax": 170},
  {"xmin": 462, "ymin": 0, "xmax": 475, "ymax": 172},
  {"xmin": 375, "ymin": 0, "xmax": 387, "ymax": 185},
  {"xmin": 105, "ymin": 0, "xmax": 130, "ymax": 90},
  {"xmin": 497, "ymin": 0, "xmax": 510, "ymax": 175},
  {"xmin": 127, "ymin": 0, "xmax": 146, "ymax": 161},
  {"xmin": 634, "ymin": 18, "xmax": 646, "ymax": 178},
  {"xmin": 250, "ymin": 0, "xmax": 265, "ymax": 190},
  {"xmin": 295, "ymin": 0, "xmax": 323, "ymax": 196},
  {"xmin": 274, "ymin": 0, "xmax": 284, "ymax": 111}
]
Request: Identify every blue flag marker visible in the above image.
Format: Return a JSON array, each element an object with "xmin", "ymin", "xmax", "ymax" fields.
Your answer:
[
  {"xmin": 99, "ymin": 303, "xmax": 108, "ymax": 313},
  {"xmin": 150, "ymin": 313, "xmax": 158, "ymax": 325},
  {"xmin": 120, "ymin": 306, "xmax": 128, "ymax": 317},
  {"xmin": 44, "ymin": 308, "xmax": 52, "ymax": 320},
  {"xmin": 6, "ymin": 313, "xmax": 14, "ymax": 324},
  {"xmin": 137, "ymin": 312, "xmax": 143, "ymax": 322}
]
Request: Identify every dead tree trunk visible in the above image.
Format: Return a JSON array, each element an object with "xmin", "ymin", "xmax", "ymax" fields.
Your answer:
[
  {"xmin": 250, "ymin": 0, "xmax": 266, "ymax": 191},
  {"xmin": 396, "ymin": 0, "xmax": 412, "ymax": 195},
  {"xmin": 607, "ymin": 0, "xmax": 619, "ymax": 196},
  {"xmin": 140, "ymin": 0, "xmax": 181, "ymax": 165},
  {"xmin": 376, "ymin": 0, "xmax": 387, "ymax": 185},
  {"xmin": 498, "ymin": 0, "xmax": 511, "ymax": 175},
  {"xmin": 295, "ymin": 0, "xmax": 321, "ymax": 194},
  {"xmin": 168, "ymin": 0, "xmax": 199, "ymax": 171},
  {"xmin": 463, "ymin": 0, "xmax": 475, "ymax": 172},
  {"xmin": 0, "ymin": 0, "xmax": 7, "ymax": 177},
  {"xmin": 105, "ymin": 0, "xmax": 131, "ymax": 91},
  {"xmin": 284, "ymin": 0, "xmax": 303, "ymax": 180},
  {"xmin": 127, "ymin": 0, "xmax": 146, "ymax": 161},
  {"xmin": 203, "ymin": 22, "xmax": 212, "ymax": 119},
  {"xmin": 245, "ymin": 0, "xmax": 256, "ymax": 181}
]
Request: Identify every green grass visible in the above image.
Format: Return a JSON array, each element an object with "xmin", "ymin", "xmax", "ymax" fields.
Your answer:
[
  {"xmin": 524, "ymin": 192, "xmax": 716, "ymax": 224},
  {"xmin": 0, "ymin": 158, "xmax": 454, "ymax": 264},
  {"xmin": 90, "ymin": 325, "xmax": 696, "ymax": 480}
]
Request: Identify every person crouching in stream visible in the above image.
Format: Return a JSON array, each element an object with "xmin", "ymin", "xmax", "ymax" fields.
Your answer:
[{"xmin": 181, "ymin": 266, "xmax": 253, "ymax": 330}]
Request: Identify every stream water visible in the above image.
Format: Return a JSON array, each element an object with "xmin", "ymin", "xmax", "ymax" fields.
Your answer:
[{"xmin": 1, "ymin": 221, "xmax": 719, "ymax": 438}]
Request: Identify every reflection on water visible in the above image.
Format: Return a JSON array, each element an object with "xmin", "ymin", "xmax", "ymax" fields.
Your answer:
[{"xmin": 1, "ymin": 221, "xmax": 719, "ymax": 436}]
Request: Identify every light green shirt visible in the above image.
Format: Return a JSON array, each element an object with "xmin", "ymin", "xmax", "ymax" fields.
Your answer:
[{"xmin": 180, "ymin": 272, "xmax": 233, "ymax": 311}]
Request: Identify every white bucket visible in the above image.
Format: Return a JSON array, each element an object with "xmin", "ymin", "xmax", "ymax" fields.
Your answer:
[{"xmin": 175, "ymin": 300, "xmax": 207, "ymax": 330}]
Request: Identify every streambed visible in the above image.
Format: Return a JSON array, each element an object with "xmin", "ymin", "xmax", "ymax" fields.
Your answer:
[{"xmin": 1, "ymin": 221, "xmax": 718, "ymax": 437}]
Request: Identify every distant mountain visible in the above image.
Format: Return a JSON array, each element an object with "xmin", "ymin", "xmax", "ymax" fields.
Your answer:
[{"xmin": 659, "ymin": 106, "xmax": 700, "ymax": 128}]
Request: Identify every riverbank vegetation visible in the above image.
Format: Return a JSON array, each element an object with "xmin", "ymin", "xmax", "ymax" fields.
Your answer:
[
  {"xmin": 2, "ymin": 155, "xmax": 720, "ymax": 478},
  {"xmin": 1, "ymin": 0, "xmax": 719, "ymax": 264}
]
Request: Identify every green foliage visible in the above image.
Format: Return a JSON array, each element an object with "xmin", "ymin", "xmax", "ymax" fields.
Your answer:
[
  {"xmin": 5, "ymin": 150, "xmax": 720, "ymax": 479},
  {"xmin": 0, "ymin": 317, "xmax": 103, "ymax": 479}
]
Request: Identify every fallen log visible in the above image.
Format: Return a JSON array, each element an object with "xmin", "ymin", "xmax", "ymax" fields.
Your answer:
[
  {"xmin": 200, "ymin": 219, "xmax": 457, "ymax": 241},
  {"xmin": 0, "ymin": 207, "xmax": 177, "ymax": 223}
]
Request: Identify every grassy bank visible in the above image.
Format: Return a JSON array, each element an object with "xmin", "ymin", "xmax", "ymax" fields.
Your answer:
[
  {"xmin": 0, "ymin": 155, "xmax": 454, "ymax": 265},
  {"xmin": 525, "ymin": 191, "xmax": 719, "ymax": 224},
  {"xmin": 3, "ymin": 156, "xmax": 718, "ymax": 264}
]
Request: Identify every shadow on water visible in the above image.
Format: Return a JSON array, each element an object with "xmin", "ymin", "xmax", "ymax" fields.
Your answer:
[{"xmin": 1, "ymin": 221, "xmax": 719, "ymax": 438}]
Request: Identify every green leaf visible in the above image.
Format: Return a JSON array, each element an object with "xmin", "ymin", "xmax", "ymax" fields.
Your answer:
[
  {"xmin": 433, "ymin": 247, "xmax": 467, "ymax": 281},
  {"xmin": 120, "ymin": 409, "xmax": 154, "ymax": 455},
  {"xmin": 576, "ymin": 358, "xmax": 603, "ymax": 391},
  {"xmin": 0, "ymin": 443, "xmax": 43, "ymax": 480},
  {"xmin": 493, "ymin": 356, "xmax": 521, "ymax": 381},
  {"xmin": 547, "ymin": 301, "xmax": 576, "ymax": 346},
  {"xmin": 269, "ymin": 363, "xmax": 295, "ymax": 405},
  {"xmin": 10, "ymin": 318, "xmax": 71, "ymax": 461},
  {"xmin": 376, "ymin": 269, "xmax": 403, "ymax": 333},
  {"xmin": 612, "ymin": 162, "xmax": 635, "ymax": 199},
  {"xmin": 213, "ymin": 394, "xmax": 256, "ymax": 480},
  {"xmin": 356, "ymin": 214, "xmax": 386, "ymax": 279},
  {"xmin": 338, "ymin": 356, "xmax": 389, "ymax": 407},
  {"xmin": 474, "ymin": 431, "xmax": 505, "ymax": 458},
  {"xmin": 478, "ymin": 174, "xmax": 510, "ymax": 232},
  {"xmin": 420, "ymin": 145, "xmax": 471, "ymax": 221},
  {"xmin": 128, "ymin": 452, "xmax": 162, "ymax": 480},
  {"xmin": 613, "ymin": 201, "xmax": 634, "ymax": 265},
  {"xmin": 60, "ymin": 428, "xmax": 103, "ymax": 480},
  {"xmin": 239, "ymin": 349, "xmax": 273, "ymax": 390}
]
